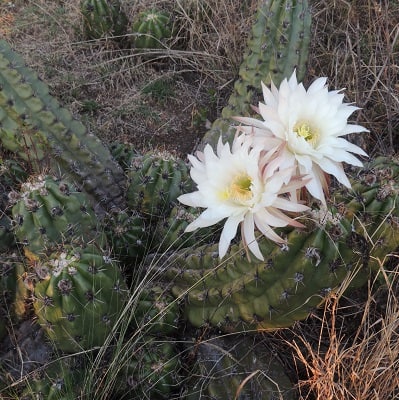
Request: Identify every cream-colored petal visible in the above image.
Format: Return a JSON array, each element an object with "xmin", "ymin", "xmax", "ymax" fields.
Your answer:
[
  {"xmin": 242, "ymin": 215, "xmax": 264, "ymax": 260},
  {"xmin": 219, "ymin": 215, "xmax": 243, "ymax": 258}
]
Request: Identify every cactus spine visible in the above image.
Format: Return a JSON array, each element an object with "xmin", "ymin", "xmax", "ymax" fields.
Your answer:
[{"xmin": 201, "ymin": 0, "xmax": 311, "ymax": 149}]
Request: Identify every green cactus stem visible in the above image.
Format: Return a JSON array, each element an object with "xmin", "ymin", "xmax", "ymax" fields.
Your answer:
[
  {"xmin": 201, "ymin": 0, "xmax": 312, "ymax": 149},
  {"xmin": 115, "ymin": 336, "xmax": 180, "ymax": 399},
  {"xmin": 0, "ymin": 156, "xmax": 28, "ymax": 252},
  {"xmin": 165, "ymin": 224, "xmax": 368, "ymax": 331},
  {"xmin": 153, "ymin": 204, "xmax": 219, "ymax": 252},
  {"xmin": 0, "ymin": 40, "xmax": 126, "ymax": 212},
  {"xmin": 131, "ymin": 286, "xmax": 179, "ymax": 336},
  {"xmin": 132, "ymin": 9, "xmax": 172, "ymax": 49},
  {"xmin": 184, "ymin": 335, "xmax": 294, "ymax": 399},
  {"xmin": 80, "ymin": 0, "xmax": 129, "ymax": 41},
  {"xmin": 18, "ymin": 356, "xmax": 85, "ymax": 400},
  {"xmin": 331, "ymin": 156, "xmax": 399, "ymax": 267},
  {"xmin": 0, "ymin": 253, "xmax": 29, "ymax": 341},
  {"xmin": 10, "ymin": 175, "xmax": 101, "ymax": 258},
  {"xmin": 32, "ymin": 242, "xmax": 128, "ymax": 353},
  {"xmin": 104, "ymin": 209, "xmax": 149, "ymax": 266},
  {"xmin": 126, "ymin": 151, "xmax": 193, "ymax": 219}
]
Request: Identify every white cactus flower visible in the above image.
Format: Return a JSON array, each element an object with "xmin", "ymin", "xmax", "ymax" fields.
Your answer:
[
  {"xmin": 234, "ymin": 71, "xmax": 369, "ymax": 203},
  {"xmin": 178, "ymin": 134, "xmax": 309, "ymax": 260}
]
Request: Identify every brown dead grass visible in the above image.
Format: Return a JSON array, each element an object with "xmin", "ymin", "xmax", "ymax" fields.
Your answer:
[
  {"xmin": 289, "ymin": 265, "xmax": 399, "ymax": 400},
  {"xmin": 307, "ymin": 0, "xmax": 399, "ymax": 156}
]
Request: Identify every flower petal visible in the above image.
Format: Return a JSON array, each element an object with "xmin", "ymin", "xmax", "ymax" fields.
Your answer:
[
  {"xmin": 219, "ymin": 215, "xmax": 243, "ymax": 258},
  {"xmin": 242, "ymin": 215, "xmax": 264, "ymax": 260}
]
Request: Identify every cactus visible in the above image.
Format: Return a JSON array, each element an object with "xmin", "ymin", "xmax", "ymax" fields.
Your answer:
[
  {"xmin": 131, "ymin": 286, "xmax": 179, "ymax": 336},
  {"xmin": 0, "ymin": 156, "xmax": 27, "ymax": 252},
  {"xmin": 184, "ymin": 335, "xmax": 294, "ymax": 399},
  {"xmin": 104, "ymin": 209, "xmax": 149, "ymax": 266},
  {"xmin": 32, "ymin": 242, "xmax": 128, "ymax": 353},
  {"xmin": 18, "ymin": 356, "xmax": 85, "ymax": 400},
  {"xmin": 10, "ymin": 175, "xmax": 101, "ymax": 258},
  {"xmin": 332, "ymin": 156, "xmax": 399, "ymax": 265},
  {"xmin": 162, "ymin": 157, "xmax": 399, "ymax": 331},
  {"xmin": 0, "ymin": 215, "xmax": 14, "ymax": 253},
  {"xmin": 201, "ymin": 0, "xmax": 312, "ymax": 149},
  {"xmin": 115, "ymin": 336, "xmax": 180, "ymax": 399},
  {"xmin": 132, "ymin": 9, "xmax": 172, "ymax": 49},
  {"xmin": 109, "ymin": 141, "xmax": 141, "ymax": 171},
  {"xmin": 153, "ymin": 204, "xmax": 219, "ymax": 252},
  {"xmin": 126, "ymin": 151, "xmax": 193, "ymax": 219},
  {"xmin": 0, "ymin": 253, "xmax": 29, "ymax": 341},
  {"xmin": 80, "ymin": 0, "xmax": 129, "ymax": 41},
  {"xmin": 0, "ymin": 40, "xmax": 126, "ymax": 212}
]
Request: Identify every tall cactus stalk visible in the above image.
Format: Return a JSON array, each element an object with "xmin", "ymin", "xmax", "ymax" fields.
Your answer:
[
  {"xmin": 0, "ymin": 40, "xmax": 126, "ymax": 212},
  {"xmin": 201, "ymin": 0, "xmax": 311, "ymax": 149}
]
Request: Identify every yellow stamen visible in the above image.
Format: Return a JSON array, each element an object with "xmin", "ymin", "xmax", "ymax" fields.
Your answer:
[
  {"xmin": 220, "ymin": 174, "xmax": 253, "ymax": 202},
  {"xmin": 294, "ymin": 122, "xmax": 319, "ymax": 146}
]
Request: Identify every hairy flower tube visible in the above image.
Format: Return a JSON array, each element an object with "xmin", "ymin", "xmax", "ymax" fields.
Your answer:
[
  {"xmin": 235, "ymin": 71, "xmax": 369, "ymax": 203},
  {"xmin": 178, "ymin": 134, "xmax": 309, "ymax": 260}
]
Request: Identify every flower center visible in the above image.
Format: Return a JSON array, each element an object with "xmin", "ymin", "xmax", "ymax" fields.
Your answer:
[
  {"xmin": 294, "ymin": 122, "xmax": 319, "ymax": 146},
  {"xmin": 220, "ymin": 174, "xmax": 253, "ymax": 203}
]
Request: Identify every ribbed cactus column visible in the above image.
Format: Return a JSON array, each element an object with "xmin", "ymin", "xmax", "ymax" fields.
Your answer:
[
  {"xmin": 0, "ymin": 40, "xmax": 126, "ymax": 212},
  {"xmin": 126, "ymin": 151, "xmax": 193, "ymax": 219},
  {"xmin": 165, "ymin": 157, "xmax": 399, "ymax": 331},
  {"xmin": 10, "ymin": 175, "xmax": 101, "ymax": 257},
  {"xmin": 0, "ymin": 253, "xmax": 28, "ymax": 341},
  {"xmin": 201, "ymin": 0, "xmax": 311, "ymax": 149},
  {"xmin": 33, "ymin": 242, "xmax": 128, "ymax": 353},
  {"xmin": 81, "ymin": 0, "xmax": 128, "ymax": 40}
]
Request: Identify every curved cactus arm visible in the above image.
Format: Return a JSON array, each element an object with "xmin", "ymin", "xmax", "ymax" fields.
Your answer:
[
  {"xmin": 201, "ymin": 0, "xmax": 312, "ymax": 149},
  {"xmin": 0, "ymin": 40, "xmax": 126, "ymax": 212},
  {"xmin": 165, "ymin": 220, "xmax": 368, "ymax": 331},
  {"xmin": 162, "ymin": 157, "xmax": 399, "ymax": 331}
]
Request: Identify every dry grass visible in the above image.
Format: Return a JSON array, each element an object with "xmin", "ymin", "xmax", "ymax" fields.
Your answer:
[
  {"xmin": 307, "ymin": 0, "xmax": 399, "ymax": 156},
  {"xmin": 1, "ymin": 0, "xmax": 399, "ymax": 398},
  {"xmin": 285, "ymin": 266, "xmax": 399, "ymax": 400}
]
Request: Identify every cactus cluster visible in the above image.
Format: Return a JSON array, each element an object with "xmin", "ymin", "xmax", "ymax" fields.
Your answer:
[
  {"xmin": 1, "ymin": 0, "xmax": 398, "ymax": 399},
  {"xmin": 79, "ymin": 1, "xmax": 173, "ymax": 50}
]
